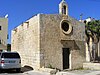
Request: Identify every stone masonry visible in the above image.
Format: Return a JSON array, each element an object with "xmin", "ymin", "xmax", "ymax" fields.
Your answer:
[
  {"xmin": 12, "ymin": 14, "xmax": 85, "ymax": 70},
  {"xmin": 0, "ymin": 18, "xmax": 8, "ymax": 50},
  {"xmin": 11, "ymin": 0, "xmax": 86, "ymax": 70},
  {"xmin": 12, "ymin": 15, "xmax": 40, "ymax": 69}
]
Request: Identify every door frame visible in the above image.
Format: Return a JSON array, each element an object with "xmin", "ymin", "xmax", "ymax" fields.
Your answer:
[{"xmin": 62, "ymin": 48, "xmax": 71, "ymax": 69}]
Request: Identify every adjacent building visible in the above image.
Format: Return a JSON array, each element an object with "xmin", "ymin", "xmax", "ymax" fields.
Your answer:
[
  {"xmin": 0, "ymin": 17, "xmax": 8, "ymax": 51},
  {"xmin": 11, "ymin": 0, "xmax": 86, "ymax": 70}
]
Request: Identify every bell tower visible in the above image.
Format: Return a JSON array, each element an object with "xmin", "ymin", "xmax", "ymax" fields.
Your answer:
[{"xmin": 59, "ymin": 0, "xmax": 68, "ymax": 15}]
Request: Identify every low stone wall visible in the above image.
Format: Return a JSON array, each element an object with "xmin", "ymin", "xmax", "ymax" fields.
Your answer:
[{"xmin": 83, "ymin": 62, "xmax": 100, "ymax": 70}]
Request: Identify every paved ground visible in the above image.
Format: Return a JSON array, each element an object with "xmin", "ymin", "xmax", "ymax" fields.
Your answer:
[
  {"xmin": 1, "ymin": 69, "xmax": 100, "ymax": 75},
  {"xmin": 0, "ymin": 67, "xmax": 50, "ymax": 75},
  {"xmin": 24, "ymin": 71, "xmax": 50, "ymax": 75},
  {"xmin": 57, "ymin": 70, "xmax": 100, "ymax": 75},
  {"xmin": 0, "ymin": 70, "xmax": 50, "ymax": 75}
]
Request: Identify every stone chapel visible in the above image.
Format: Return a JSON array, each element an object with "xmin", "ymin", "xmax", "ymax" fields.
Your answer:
[{"xmin": 11, "ymin": 0, "xmax": 86, "ymax": 70}]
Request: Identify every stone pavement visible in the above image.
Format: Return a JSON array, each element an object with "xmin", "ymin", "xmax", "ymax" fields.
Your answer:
[
  {"xmin": 56, "ymin": 70, "xmax": 100, "ymax": 75},
  {"xmin": 1, "ymin": 68, "xmax": 100, "ymax": 75},
  {"xmin": 24, "ymin": 70, "xmax": 100, "ymax": 75},
  {"xmin": 24, "ymin": 70, "xmax": 50, "ymax": 75}
]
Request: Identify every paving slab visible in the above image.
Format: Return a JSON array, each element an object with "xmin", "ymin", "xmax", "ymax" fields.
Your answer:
[
  {"xmin": 84, "ymin": 71, "xmax": 100, "ymax": 75},
  {"xmin": 24, "ymin": 70, "xmax": 50, "ymax": 75},
  {"xmin": 56, "ymin": 70, "xmax": 100, "ymax": 75}
]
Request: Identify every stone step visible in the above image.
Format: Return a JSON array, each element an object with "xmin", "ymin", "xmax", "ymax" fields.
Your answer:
[{"xmin": 83, "ymin": 62, "xmax": 100, "ymax": 70}]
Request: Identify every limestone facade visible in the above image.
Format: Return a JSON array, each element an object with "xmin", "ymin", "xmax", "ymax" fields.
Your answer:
[
  {"xmin": 12, "ymin": 14, "xmax": 85, "ymax": 70},
  {"xmin": 0, "ymin": 18, "xmax": 8, "ymax": 50},
  {"xmin": 11, "ymin": 0, "xmax": 86, "ymax": 70},
  {"xmin": 11, "ymin": 15, "xmax": 40, "ymax": 69}
]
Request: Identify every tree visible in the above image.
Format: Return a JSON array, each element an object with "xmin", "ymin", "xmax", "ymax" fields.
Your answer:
[
  {"xmin": 86, "ymin": 20, "xmax": 100, "ymax": 43},
  {"xmin": 85, "ymin": 20, "xmax": 100, "ymax": 62}
]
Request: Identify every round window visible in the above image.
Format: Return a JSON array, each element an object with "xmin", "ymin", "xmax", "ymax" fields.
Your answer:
[
  {"xmin": 61, "ymin": 22, "xmax": 69, "ymax": 32},
  {"xmin": 61, "ymin": 20, "xmax": 72, "ymax": 34}
]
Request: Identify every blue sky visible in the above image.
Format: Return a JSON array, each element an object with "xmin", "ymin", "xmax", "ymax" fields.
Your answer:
[{"xmin": 0, "ymin": 0, "xmax": 100, "ymax": 43}]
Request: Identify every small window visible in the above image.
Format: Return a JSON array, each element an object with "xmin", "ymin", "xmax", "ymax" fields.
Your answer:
[
  {"xmin": 62, "ymin": 5, "xmax": 66, "ymax": 15},
  {"xmin": 0, "ymin": 26, "xmax": 1, "ymax": 30},
  {"xmin": 0, "ymin": 40, "xmax": 1, "ymax": 44},
  {"xmin": 7, "ymin": 34, "xmax": 9, "ymax": 39},
  {"xmin": 63, "ymin": 6, "xmax": 66, "ymax": 14}
]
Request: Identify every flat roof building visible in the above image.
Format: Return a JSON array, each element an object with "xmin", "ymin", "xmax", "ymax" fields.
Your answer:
[
  {"xmin": 12, "ymin": 0, "xmax": 85, "ymax": 70},
  {"xmin": 0, "ymin": 17, "xmax": 8, "ymax": 51}
]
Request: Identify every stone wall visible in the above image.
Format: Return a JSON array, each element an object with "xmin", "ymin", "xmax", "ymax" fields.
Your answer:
[
  {"xmin": 60, "ymin": 16, "xmax": 85, "ymax": 41},
  {"xmin": 71, "ymin": 41, "xmax": 85, "ymax": 69},
  {"xmin": 39, "ymin": 14, "xmax": 85, "ymax": 70},
  {"xmin": 83, "ymin": 62, "xmax": 100, "ymax": 70},
  {"xmin": 11, "ymin": 14, "xmax": 40, "ymax": 70},
  {"xmin": 0, "ymin": 18, "xmax": 8, "ymax": 50},
  {"xmin": 12, "ymin": 14, "xmax": 85, "ymax": 70},
  {"xmin": 39, "ymin": 14, "xmax": 63, "ymax": 69},
  {"xmin": 97, "ymin": 40, "xmax": 100, "ymax": 60}
]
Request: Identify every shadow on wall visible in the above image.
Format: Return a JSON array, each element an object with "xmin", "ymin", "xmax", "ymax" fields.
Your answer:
[
  {"xmin": 73, "ymin": 41, "xmax": 80, "ymax": 50},
  {"xmin": 61, "ymin": 40, "xmax": 80, "ymax": 50},
  {"xmin": 96, "ymin": 56, "xmax": 100, "ymax": 62}
]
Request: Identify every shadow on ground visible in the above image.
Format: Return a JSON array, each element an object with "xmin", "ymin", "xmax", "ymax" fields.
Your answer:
[
  {"xmin": 21, "ymin": 65, "xmax": 33, "ymax": 72},
  {"xmin": 0, "ymin": 65, "xmax": 33, "ymax": 74}
]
